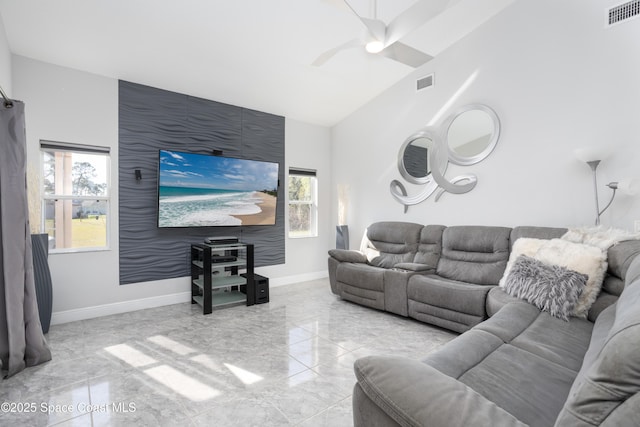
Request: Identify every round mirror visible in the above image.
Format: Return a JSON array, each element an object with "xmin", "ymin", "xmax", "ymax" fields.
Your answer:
[
  {"xmin": 397, "ymin": 128, "xmax": 446, "ymax": 185},
  {"xmin": 403, "ymin": 137, "xmax": 431, "ymax": 178},
  {"xmin": 443, "ymin": 104, "xmax": 500, "ymax": 166}
]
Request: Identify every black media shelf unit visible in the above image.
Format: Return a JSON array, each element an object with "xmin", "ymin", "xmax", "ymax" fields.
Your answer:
[{"xmin": 190, "ymin": 242, "xmax": 255, "ymax": 314}]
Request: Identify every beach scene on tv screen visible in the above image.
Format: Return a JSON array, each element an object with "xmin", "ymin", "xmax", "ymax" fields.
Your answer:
[{"xmin": 158, "ymin": 150, "xmax": 279, "ymax": 227}]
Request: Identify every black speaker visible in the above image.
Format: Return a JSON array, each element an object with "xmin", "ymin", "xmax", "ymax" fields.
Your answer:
[
  {"xmin": 241, "ymin": 273, "xmax": 269, "ymax": 304},
  {"xmin": 254, "ymin": 274, "xmax": 269, "ymax": 304}
]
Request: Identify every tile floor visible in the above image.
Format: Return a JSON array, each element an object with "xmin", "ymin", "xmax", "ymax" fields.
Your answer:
[{"xmin": 1, "ymin": 278, "xmax": 456, "ymax": 426}]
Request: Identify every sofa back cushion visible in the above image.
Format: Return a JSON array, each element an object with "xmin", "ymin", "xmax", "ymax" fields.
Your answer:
[
  {"xmin": 604, "ymin": 239, "xmax": 640, "ymax": 296},
  {"xmin": 436, "ymin": 226, "xmax": 512, "ymax": 285},
  {"xmin": 509, "ymin": 226, "xmax": 567, "ymax": 249},
  {"xmin": 413, "ymin": 224, "xmax": 446, "ymax": 268},
  {"xmin": 360, "ymin": 221, "xmax": 423, "ymax": 268},
  {"xmin": 554, "ymin": 255, "xmax": 640, "ymax": 426}
]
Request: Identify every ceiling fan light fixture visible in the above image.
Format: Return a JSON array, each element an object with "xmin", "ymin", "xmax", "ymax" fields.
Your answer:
[{"xmin": 365, "ymin": 40, "xmax": 384, "ymax": 53}]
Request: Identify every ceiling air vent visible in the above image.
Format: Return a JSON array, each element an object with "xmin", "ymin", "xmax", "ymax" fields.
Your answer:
[
  {"xmin": 417, "ymin": 73, "xmax": 434, "ymax": 91},
  {"xmin": 607, "ymin": 0, "xmax": 640, "ymax": 27}
]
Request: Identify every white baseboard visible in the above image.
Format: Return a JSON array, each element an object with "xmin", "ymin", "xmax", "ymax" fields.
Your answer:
[
  {"xmin": 51, "ymin": 291, "xmax": 192, "ymax": 325},
  {"xmin": 268, "ymin": 271, "xmax": 328, "ymax": 287},
  {"xmin": 50, "ymin": 271, "xmax": 329, "ymax": 325}
]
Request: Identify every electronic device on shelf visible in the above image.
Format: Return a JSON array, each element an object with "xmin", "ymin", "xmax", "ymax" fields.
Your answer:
[
  {"xmin": 211, "ymin": 254, "xmax": 237, "ymax": 263},
  {"xmin": 204, "ymin": 236, "xmax": 239, "ymax": 245}
]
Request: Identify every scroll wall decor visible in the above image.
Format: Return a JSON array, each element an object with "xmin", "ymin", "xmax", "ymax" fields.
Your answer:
[{"xmin": 390, "ymin": 104, "xmax": 500, "ymax": 211}]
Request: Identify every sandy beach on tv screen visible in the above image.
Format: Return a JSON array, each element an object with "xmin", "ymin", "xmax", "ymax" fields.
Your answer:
[{"xmin": 233, "ymin": 192, "xmax": 276, "ymax": 225}]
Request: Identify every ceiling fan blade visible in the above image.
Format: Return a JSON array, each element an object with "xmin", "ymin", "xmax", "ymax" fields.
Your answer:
[
  {"xmin": 379, "ymin": 42, "xmax": 433, "ymax": 68},
  {"xmin": 338, "ymin": 0, "xmax": 386, "ymax": 41},
  {"xmin": 359, "ymin": 17, "xmax": 387, "ymax": 42},
  {"xmin": 385, "ymin": 1, "xmax": 449, "ymax": 47},
  {"xmin": 312, "ymin": 38, "xmax": 362, "ymax": 66}
]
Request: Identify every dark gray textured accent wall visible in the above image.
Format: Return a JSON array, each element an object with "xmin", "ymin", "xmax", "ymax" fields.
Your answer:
[{"xmin": 119, "ymin": 81, "xmax": 285, "ymax": 285}]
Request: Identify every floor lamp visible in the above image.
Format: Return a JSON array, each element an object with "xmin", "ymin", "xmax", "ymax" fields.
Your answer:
[
  {"xmin": 575, "ymin": 148, "xmax": 639, "ymax": 225},
  {"xmin": 337, "ymin": 184, "xmax": 350, "ymax": 249}
]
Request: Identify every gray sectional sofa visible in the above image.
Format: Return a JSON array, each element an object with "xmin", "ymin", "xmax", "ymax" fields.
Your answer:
[
  {"xmin": 353, "ymin": 246, "xmax": 640, "ymax": 427},
  {"xmin": 328, "ymin": 222, "xmax": 604, "ymax": 332},
  {"xmin": 327, "ymin": 222, "xmax": 640, "ymax": 426}
]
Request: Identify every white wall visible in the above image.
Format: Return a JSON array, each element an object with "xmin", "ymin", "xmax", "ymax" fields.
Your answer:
[
  {"xmin": 256, "ymin": 119, "xmax": 332, "ymax": 284},
  {"xmin": 0, "ymin": 13, "xmax": 10, "ymax": 96},
  {"xmin": 331, "ymin": 0, "xmax": 640, "ymax": 247},
  {"xmin": 13, "ymin": 56, "xmax": 187, "ymax": 323},
  {"xmin": 13, "ymin": 56, "xmax": 331, "ymax": 323}
]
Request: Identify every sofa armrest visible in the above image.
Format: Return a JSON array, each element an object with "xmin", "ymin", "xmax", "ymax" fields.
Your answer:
[
  {"xmin": 354, "ymin": 356, "xmax": 526, "ymax": 427},
  {"xmin": 393, "ymin": 262, "xmax": 434, "ymax": 272},
  {"xmin": 328, "ymin": 249, "xmax": 367, "ymax": 263}
]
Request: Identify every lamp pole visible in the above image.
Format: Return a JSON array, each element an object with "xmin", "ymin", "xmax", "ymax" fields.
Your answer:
[{"xmin": 587, "ymin": 160, "xmax": 601, "ymax": 226}]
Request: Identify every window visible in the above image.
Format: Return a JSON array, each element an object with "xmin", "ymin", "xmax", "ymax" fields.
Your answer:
[
  {"xmin": 288, "ymin": 168, "xmax": 317, "ymax": 238},
  {"xmin": 41, "ymin": 141, "xmax": 110, "ymax": 252}
]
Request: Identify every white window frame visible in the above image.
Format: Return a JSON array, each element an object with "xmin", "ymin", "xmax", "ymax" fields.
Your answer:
[
  {"xmin": 288, "ymin": 168, "xmax": 318, "ymax": 238},
  {"xmin": 40, "ymin": 140, "xmax": 111, "ymax": 253}
]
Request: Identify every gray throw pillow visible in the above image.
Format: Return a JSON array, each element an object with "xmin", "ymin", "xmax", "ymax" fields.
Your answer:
[{"xmin": 504, "ymin": 255, "xmax": 587, "ymax": 321}]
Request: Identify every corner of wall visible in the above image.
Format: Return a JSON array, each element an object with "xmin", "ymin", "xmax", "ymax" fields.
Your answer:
[{"xmin": 0, "ymin": 12, "xmax": 12, "ymax": 97}]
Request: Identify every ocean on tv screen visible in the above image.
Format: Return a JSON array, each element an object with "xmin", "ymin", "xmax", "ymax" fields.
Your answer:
[{"xmin": 158, "ymin": 150, "xmax": 278, "ymax": 227}]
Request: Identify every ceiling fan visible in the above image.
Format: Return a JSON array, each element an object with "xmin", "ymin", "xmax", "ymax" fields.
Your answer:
[{"xmin": 314, "ymin": 0, "xmax": 447, "ymax": 68}]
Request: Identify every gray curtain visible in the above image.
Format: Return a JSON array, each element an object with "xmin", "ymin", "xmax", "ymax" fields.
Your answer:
[{"xmin": 0, "ymin": 100, "xmax": 51, "ymax": 378}]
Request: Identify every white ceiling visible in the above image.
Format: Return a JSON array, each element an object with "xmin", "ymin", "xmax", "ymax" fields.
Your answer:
[{"xmin": 0, "ymin": 0, "xmax": 514, "ymax": 126}]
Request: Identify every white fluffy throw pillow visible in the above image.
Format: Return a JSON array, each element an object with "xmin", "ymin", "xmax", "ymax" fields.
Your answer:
[
  {"xmin": 562, "ymin": 226, "xmax": 640, "ymax": 251},
  {"xmin": 499, "ymin": 238, "xmax": 547, "ymax": 287},
  {"xmin": 500, "ymin": 238, "xmax": 607, "ymax": 318}
]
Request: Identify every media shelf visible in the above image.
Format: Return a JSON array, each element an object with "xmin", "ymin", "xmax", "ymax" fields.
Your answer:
[{"xmin": 190, "ymin": 242, "xmax": 255, "ymax": 314}]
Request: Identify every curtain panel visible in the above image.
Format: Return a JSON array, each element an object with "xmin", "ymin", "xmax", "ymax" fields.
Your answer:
[{"xmin": 0, "ymin": 100, "xmax": 51, "ymax": 378}]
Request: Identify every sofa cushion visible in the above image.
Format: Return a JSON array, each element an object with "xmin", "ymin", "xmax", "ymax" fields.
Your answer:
[
  {"xmin": 471, "ymin": 302, "xmax": 542, "ymax": 343},
  {"xmin": 486, "ymin": 286, "xmax": 526, "ymax": 317},
  {"xmin": 605, "ymin": 239, "xmax": 640, "ymax": 294},
  {"xmin": 425, "ymin": 303, "xmax": 592, "ymax": 427},
  {"xmin": 353, "ymin": 356, "xmax": 527, "ymax": 427},
  {"xmin": 555, "ymin": 262, "xmax": 640, "ymax": 426},
  {"xmin": 408, "ymin": 274, "xmax": 494, "ymax": 332},
  {"xmin": 413, "ymin": 224, "xmax": 445, "ymax": 267},
  {"xmin": 408, "ymin": 274, "xmax": 491, "ymax": 318},
  {"xmin": 436, "ymin": 226, "xmax": 511, "ymax": 285},
  {"xmin": 340, "ymin": 283, "xmax": 385, "ymax": 311},
  {"xmin": 328, "ymin": 248, "xmax": 367, "ymax": 263},
  {"xmin": 336, "ymin": 263, "xmax": 384, "ymax": 292},
  {"xmin": 601, "ymin": 275, "xmax": 624, "ymax": 298},
  {"xmin": 503, "ymin": 255, "xmax": 587, "ymax": 321},
  {"xmin": 360, "ymin": 221, "xmax": 423, "ymax": 268},
  {"xmin": 393, "ymin": 262, "xmax": 434, "ymax": 272},
  {"xmin": 407, "ymin": 301, "xmax": 485, "ymax": 333},
  {"xmin": 509, "ymin": 226, "xmax": 567, "ymax": 250},
  {"xmin": 586, "ymin": 290, "xmax": 618, "ymax": 322},
  {"xmin": 458, "ymin": 344, "xmax": 577, "ymax": 427},
  {"xmin": 507, "ymin": 311, "xmax": 593, "ymax": 372},
  {"xmin": 500, "ymin": 238, "xmax": 607, "ymax": 318}
]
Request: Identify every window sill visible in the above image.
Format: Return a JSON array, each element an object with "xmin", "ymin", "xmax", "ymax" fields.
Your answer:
[{"xmin": 50, "ymin": 247, "xmax": 111, "ymax": 255}]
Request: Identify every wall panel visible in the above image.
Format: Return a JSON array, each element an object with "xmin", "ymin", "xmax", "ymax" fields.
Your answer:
[{"xmin": 119, "ymin": 81, "xmax": 284, "ymax": 285}]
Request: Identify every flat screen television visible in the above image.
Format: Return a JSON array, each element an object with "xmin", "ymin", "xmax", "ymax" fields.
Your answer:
[{"xmin": 157, "ymin": 150, "xmax": 279, "ymax": 227}]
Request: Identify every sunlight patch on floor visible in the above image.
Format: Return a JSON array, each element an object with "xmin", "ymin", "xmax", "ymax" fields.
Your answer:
[
  {"xmin": 148, "ymin": 335, "xmax": 196, "ymax": 356},
  {"xmin": 223, "ymin": 363, "xmax": 264, "ymax": 385},
  {"xmin": 144, "ymin": 365, "xmax": 221, "ymax": 401},
  {"xmin": 104, "ymin": 343, "xmax": 158, "ymax": 368}
]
